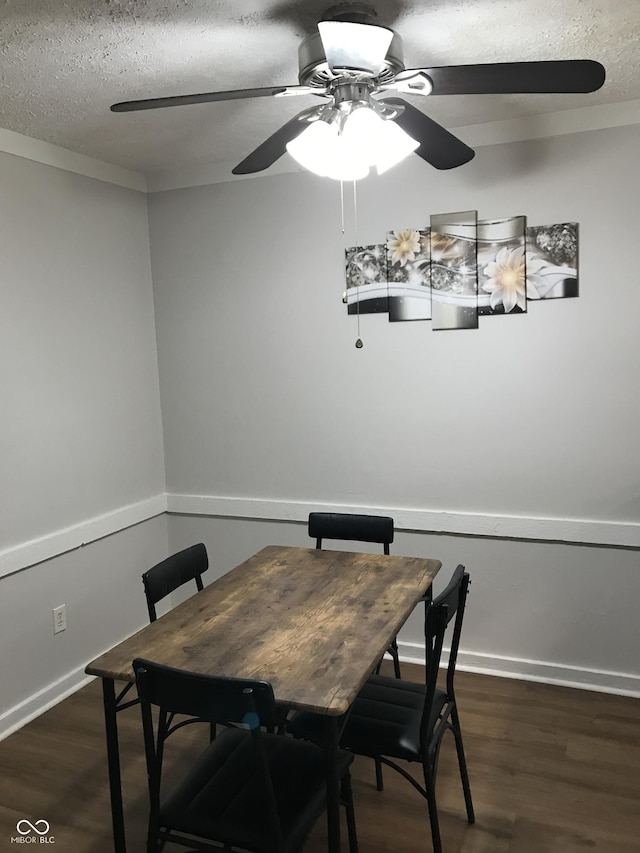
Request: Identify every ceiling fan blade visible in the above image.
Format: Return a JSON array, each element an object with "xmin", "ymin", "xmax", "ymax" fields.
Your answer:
[
  {"xmin": 380, "ymin": 97, "xmax": 474, "ymax": 170},
  {"xmin": 232, "ymin": 107, "xmax": 319, "ymax": 175},
  {"xmin": 401, "ymin": 60, "xmax": 605, "ymax": 96},
  {"xmin": 111, "ymin": 85, "xmax": 313, "ymax": 113}
]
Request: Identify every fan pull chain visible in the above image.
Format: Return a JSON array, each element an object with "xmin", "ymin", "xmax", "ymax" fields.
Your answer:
[
  {"xmin": 353, "ymin": 180, "xmax": 363, "ymax": 349},
  {"xmin": 340, "ymin": 179, "xmax": 349, "ymax": 311}
]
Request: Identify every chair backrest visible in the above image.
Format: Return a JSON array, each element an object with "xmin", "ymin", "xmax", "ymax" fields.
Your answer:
[
  {"xmin": 141, "ymin": 543, "xmax": 209, "ymax": 623},
  {"xmin": 133, "ymin": 658, "xmax": 277, "ymax": 729},
  {"xmin": 425, "ymin": 564, "xmax": 470, "ymax": 699},
  {"xmin": 308, "ymin": 512, "xmax": 394, "ymax": 555},
  {"xmin": 133, "ymin": 659, "xmax": 281, "ymax": 844}
]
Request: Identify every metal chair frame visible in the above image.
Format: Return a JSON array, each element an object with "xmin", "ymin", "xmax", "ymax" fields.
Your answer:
[
  {"xmin": 134, "ymin": 659, "xmax": 358, "ymax": 853},
  {"xmin": 367, "ymin": 566, "xmax": 475, "ymax": 853}
]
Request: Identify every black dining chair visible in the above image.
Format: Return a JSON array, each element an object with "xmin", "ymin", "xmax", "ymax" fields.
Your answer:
[
  {"xmin": 142, "ymin": 542, "xmax": 209, "ymax": 623},
  {"xmin": 109, "ymin": 544, "xmax": 212, "ymax": 720},
  {"xmin": 308, "ymin": 512, "xmax": 402, "ymax": 678},
  {"xmin": 289, "ymin": 564, "xmax": 474, "ymax": 853},
  {"xmin": 133, "ymin": 658, "xmax": 359, "ymax": 853}
]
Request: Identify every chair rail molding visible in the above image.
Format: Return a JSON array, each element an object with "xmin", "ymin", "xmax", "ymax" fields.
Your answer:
[
  {"xmin": 4, "ymin": 492, "xmax": 638, "ymax": 579},
  {"xmin": 0, "ymin": 494, "xmax": 168, "ymax": 580},
  {"xmin": 166, "ymin": 493, "xmax": 640, "ymax": 549}
]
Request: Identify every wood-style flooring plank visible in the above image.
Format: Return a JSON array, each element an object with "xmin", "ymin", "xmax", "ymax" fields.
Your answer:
[{"xmin": 0, "ymin": 663, "xmax": 638, "ymax": 852}]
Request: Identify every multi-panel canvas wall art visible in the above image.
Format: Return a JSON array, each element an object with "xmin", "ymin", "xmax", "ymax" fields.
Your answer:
[{"xmin": 344, "ymin": 214, "xmax": 578, "ymax": 329}]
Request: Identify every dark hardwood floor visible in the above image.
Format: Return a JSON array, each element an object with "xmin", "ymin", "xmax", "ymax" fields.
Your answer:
[{"xmin": 0, "ymin": 662, "xmax": 638, "ymax": 852}]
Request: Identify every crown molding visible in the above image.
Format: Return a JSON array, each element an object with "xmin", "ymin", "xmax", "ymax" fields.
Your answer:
[
  {"xmin": 3, "ymin": 98, "xmax": 640, "ymax": 193},
  {"xmin": 458, "ymin": 97, "xmax": 640, "ymax": 147},
  {"xmin": 147, "ymin": 97, "xmax": 640, "ymax": 192},
  {"xmin": 0, "ymin": 127, "xmax": 147, "ymax": 192}
]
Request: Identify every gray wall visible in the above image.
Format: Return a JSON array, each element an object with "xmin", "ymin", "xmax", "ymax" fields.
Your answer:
[
  {"xmin": 149, "ymin": 125, "xmax": 640, "ymax": 522},
  {"xmin": 0, "ymin": 152, "xmax": 168, "ymax": 733},
  {"xmin": 166, "ymin": 513, "xmax": 640, "ymax": 692},
  {"xmin": 149, "ymin": 123, "xmax": 640, "ymax": 693},
  {"xmin": 2, "ymin": 121, "xmax": 639, "ymax": 737}
]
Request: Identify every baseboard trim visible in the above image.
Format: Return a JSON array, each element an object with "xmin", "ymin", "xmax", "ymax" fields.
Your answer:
[
  {"xmin": 397, "ymin": 641, "xmax": 640, "ymax": 698},
  {"xmin": 166, "ymin": 493, "xmax": 640, "ymax": 549},
  {"xmin": 0, "ymin": 494, "xmax": 168, "ymax": 580},
  {"xmin": 4, "ymin": 639, "xmax": 637, "ymax": 742},
  {"xmin": 0, "ymin": 666, "xmax": 94, "ymax": 742}
]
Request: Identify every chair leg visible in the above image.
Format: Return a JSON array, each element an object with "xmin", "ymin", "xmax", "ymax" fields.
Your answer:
[
  {"xmin": 374, "ymin": 757, "xmax": 384, "ymax": 791},
  {"xmin": 422, "ymin": 760, "xmax": 443, "ymax": 853},
  {"xmin": 341, "ymin": 770, "xmax": 359, "ymax": 853},
  {"xmin": 146, "ymin": 828, "xmax": 158, "ymax": 853},
  {"xmin": 450, "ymin": 707, "xmax": 475, "ymax": 824},
  {"xmin": 390, "ymin": 638, "xmax": 402, "ymax": 679}
]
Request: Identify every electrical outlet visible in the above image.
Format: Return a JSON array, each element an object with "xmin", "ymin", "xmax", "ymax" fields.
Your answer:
[{"xmin": 53, "ymin": 604, "xmax": 67, "ymax": 634}]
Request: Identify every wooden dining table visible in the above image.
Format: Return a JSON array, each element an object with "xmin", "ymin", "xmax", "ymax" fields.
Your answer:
[{"xmin": 85, "ymin": 544, "xmax": 441, "ymax": 853}]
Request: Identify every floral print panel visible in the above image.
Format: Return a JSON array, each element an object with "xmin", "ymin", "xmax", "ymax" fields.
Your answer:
[
  {"xmin": 478, "ymin": 216, "xmax": 527, "ymax": 315},
  {"xmin": 525, "ymin": 223, "xmax": 578, "ymax": 299},
  {"xmin": 344, "ymin": 244, "xmax": 388, "ymax": 315},
  {"xmin": 386, "ymin": 229, "xmax": 431, "ymax": 322},
  {"xmin": 430, "ymin": 210, "xmax": 479, "ymax": 330}
]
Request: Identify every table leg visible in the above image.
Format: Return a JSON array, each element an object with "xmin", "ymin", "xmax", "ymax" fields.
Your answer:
[
  {"xmin": 323, "ymin": 715, "xmax": 342, "ymax": 853},
  {"xmin": 102, "ymin": 678, "xmax": 127, "ymax": 853}
]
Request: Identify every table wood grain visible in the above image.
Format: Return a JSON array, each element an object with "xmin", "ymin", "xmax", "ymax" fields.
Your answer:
[{"xmin": 86, "ymin": 545, "xmax": 440, "ymax": 716}]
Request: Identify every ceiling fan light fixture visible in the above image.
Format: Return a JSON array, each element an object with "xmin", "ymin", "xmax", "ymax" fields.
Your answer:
[
  {"xmin": 324, "ymin": 150, "xmax": 371, "ymax": 181},
  {"xmin": 374, "ymin": 118, "xmax": 420, "ymax": 174},
  {"xmin": 342, "ymin": 105, "xmax": 419, "ymax": 174},
  {"xmin": 286, "ymin": 120, "xmax": 337, "ymax": 176},
  {"xmin": 286, "ymin": 104, "xmax": 418, "ymax": 181},
  {"xmin": 286, "ymin": 118, "xmax": 370, "ymax": 180},
  {"xmin": 341, "ymin": 104, "xmax": 384, "ymax": 159},
  {"xmin": 318, "ymin": 20, "xmax": 394, "ymax": 75}
]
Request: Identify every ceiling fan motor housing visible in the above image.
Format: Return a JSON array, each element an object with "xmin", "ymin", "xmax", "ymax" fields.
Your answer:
[
  {"xmin": 298, "ymin": 3, "xmax": 405, "ymax": 89},
  {"xmin": 320, "ymin": 2, "xmax": 380, "ymax": 24},
  {"xmin": 298, "ymin": 28, "xmax": 405, "ymax": 88}
]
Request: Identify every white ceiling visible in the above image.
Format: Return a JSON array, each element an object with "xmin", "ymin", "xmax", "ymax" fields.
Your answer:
[{"xmin": 1, "ymin": 0, "xmax": 639, "ymax": 178}]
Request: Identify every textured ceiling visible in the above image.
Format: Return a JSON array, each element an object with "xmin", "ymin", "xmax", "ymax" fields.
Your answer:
[{"xmin": 0, "ymin": 0, "xmax": 638, "ymax": 177}]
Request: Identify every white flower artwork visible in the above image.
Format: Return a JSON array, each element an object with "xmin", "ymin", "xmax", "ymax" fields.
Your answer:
[
  {"xmin": 477, "ymin": 216, "xmax": 527, "ymax": 315},
  {"xmin": 386, "ymin": 229, "xmax": 431, "ymax": 321}
]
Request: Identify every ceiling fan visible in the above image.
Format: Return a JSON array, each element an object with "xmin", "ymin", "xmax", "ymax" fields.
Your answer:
[{"xmin": 111, "ymin": 2, "xmax": 605, "ymax": 178}]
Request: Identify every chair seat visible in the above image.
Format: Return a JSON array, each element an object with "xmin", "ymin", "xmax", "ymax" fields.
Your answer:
[
  {"xmin": 345, "ymin": 675, "xmax": 448, "ymax": 762},
  {"xmin": 160, "ymin": 726, "xmax": 353, "ymax": 853},
  {"xmin": 288, "ymin": 674, "xmax": 448, "ymax": 764}
]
